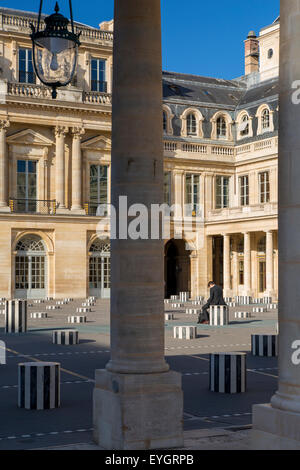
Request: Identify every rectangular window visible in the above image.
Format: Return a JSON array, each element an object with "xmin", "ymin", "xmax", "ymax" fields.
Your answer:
[
  {"xmin": 91, "ymin": 58, "xmax": 107, "ymax": 92},
  {"xmin": 239, "ymin": 260, "xmax": 244, "ymax": 285},
  {"xmin": 259, "ymin": 260, "xmax": 266, "ymax": 292},
  {"xmin": 259, "ymin": 171, "xmax": 270, "ymax": 203},
  {"xmin": 19, "ymin": 48, "xmax": 35, "ymax": 84},
  {"xmin": 185, "ymin": 173, "xmax": 200, "ymax": 216},
  {"xmin": 17, "ymin": 160, "xmax": 37, "ymax": 212},
  {"xmin": 239, "ymin": 175, "xmax": 249, "ymax": 206},
  {"xmin": 164, "ymin": 172, "xmax": 171, "ymax": 206},
  {"xmin": 216, "ymin": 175, "xmax": 229, "ymax": 209},
  {"xmin": 90, "ymin": 165, "xmax": 108, "ymax": 215}
]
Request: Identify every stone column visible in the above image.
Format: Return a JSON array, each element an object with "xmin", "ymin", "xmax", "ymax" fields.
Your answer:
[
  {"xmin": 93, "ymin": 0, "xmax": 183, "ymax": 450},
  {"xmin": 0, "ymin": 120, "xmax": 10, "ymax": 212},
  {"xmin": 265, "ymin": 230, "xmax": 274, "ymax": 296},
  {"xmin": 252, "ymin": 1, "xmax": 300, "ymax": 449},
  {"xmin": 244, "ymin": 232, "xmax": 251, "ymax": 296},
  {"xmin": 71, "ymin": 127, "xmax": 85, "ymax": 214},
  {"xmin": 54, "ymin": 126, "xmax": 68, "ymax": 213},
  {"xmin": 232, "ymin": 236, "xmax": 238, "ymax": 296},
  {"xmin": 223, "ymin": 234, "xmax": 231, "ymax": 296}
]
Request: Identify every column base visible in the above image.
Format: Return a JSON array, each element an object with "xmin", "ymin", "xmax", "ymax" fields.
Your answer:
[
  {"xmin": 93, "ymin": 369, "xmax": 184, "ymax": 450},
  {"xmin": 55, "ymin": 207, "xmax": 70, "ymax": 215},
  {"xmin": 0, "ymin": 205, "xmax": 11, "ymax": 213},
  {"xmin": 70, "ymin": 206, "xmax": 86, "ymax": 215},
  {"xmin": 252, "ymin": 403, "xmax": 300, "ymax": 449}
]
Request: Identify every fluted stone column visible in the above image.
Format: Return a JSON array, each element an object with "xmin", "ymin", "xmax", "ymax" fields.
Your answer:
[
  {"xmin": 93, "ymin": 0, "xmax": 183, "ymax": 450},
  {"xmin": 244, "ymin": 232, "xmax": 251, "ymax": 296},
  {"xmin": 0, "ymin": 120, "xmax": 10, "ymax": 212},
  {"xmin": 223, "ymin": 234, "xmax": 231, "ymax": 296},
  {"xmin": 265, "ymin": 230, "xmax": 274, "ymax": 296},
  {"xmin": 54, "ymin": 126, "xmax": 68, "ymax": 213},
  {"xmin": 71, "ymin": 127, "xmax": 85, "ymax": 213},
  {"xmin": 252, "ymin": 1, "xmax": 300, "ymax": 449}
]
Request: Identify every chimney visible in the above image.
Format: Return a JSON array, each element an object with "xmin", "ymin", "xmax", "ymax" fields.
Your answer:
[{"xmin": 244, "ymin": 30, "xmax": 259, "ymax": 75}]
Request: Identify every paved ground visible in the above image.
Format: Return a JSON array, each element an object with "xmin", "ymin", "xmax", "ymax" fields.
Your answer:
[{"xmin": 0, "ymin": 298, "xmax": 278, "ymax": 450}]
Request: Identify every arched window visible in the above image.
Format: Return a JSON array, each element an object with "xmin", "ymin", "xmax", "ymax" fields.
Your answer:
[
  {"xmin": 89, "ymin": 239, "xmax": 110, "ymax": 298},
  {"xmin": 258, "ymin": 236, "xmax": 266, "ymax": 253},
  {"xmin": 15, "ymin": 235, "xmax": 46, "ymax": 298},
  {"xmin": 217, "ymin": 116, "xmax": 227, "ymax": 138},
  {"xmin": 262, "ymin": 109, "xmax": 270, "ymax": 130},
  {"xmin": 163, "ymin": 111, "xmax": 167, "ymax": 132},
  {"xmin": 240, "ymin": 115, "xmax": 249, "ymax": 136},
  {"xmin": 186, "ymin": 113, "xmax": 197, "ymax": 135}
]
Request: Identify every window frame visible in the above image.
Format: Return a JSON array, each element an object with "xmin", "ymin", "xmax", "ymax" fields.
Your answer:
[
  {"xmin": 18, "ymin": 48, "xmax": 36, "ymax": 84},
  {"xmin": 239, "ymin": 175, "xmax": 249, "ymax": 206},
  {"xmin": 91, "ymin": 57, "xmax": 107, "ymax": 93},
  {"xmin": 215, "ymin": 175, "xmax": 230, "ymax": 209},
  {"xmin": 258, "ymin": 171, "xmax": 270, "ymax": 204}
]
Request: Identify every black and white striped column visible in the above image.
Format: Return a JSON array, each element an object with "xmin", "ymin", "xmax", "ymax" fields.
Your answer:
[
  {"xmin": 234, "ymin": 311, "xmax": 251, "ymax": 319},
  {"xmin": 5, "ymin": 300, "xmax": 27, "ymax": 334},
  {"xmin": 164, "ymin": 313, "xmax": 174, "ymax": 321},
  {"xmin": 209, "ymin": 305, "xmax": 229, "ymax": 326},
  {"xmin": 251, "ymin": 334, "xmax": 278, "ymax": 357},
  {"xmin": 68, "ymin": 315, "xmax": 86, "ymax": 323},
  {"xmin": 173, "ymin": 326, "xmax": 197, "ymax": 339},
  {"xmin": 209, "ymin": 353, "xmax": 246, "ymax": 393},
  {"xmin": 53, "ymin": 330, "xmax": 79, "ymax": 345},
  {"xmin": 18, "ymin": 362, "xmax": 60, "ymax": 409},
  {"xmin": 253, "ymin": 307, "xmax": 267, "ymax": 313},
  {"xmin": 30, "ymin": 312, "xmax": 48, "ymax": 319},
  {"xmin": 235, "ymin": 296, "xmax": 252, "ymax": 305}
]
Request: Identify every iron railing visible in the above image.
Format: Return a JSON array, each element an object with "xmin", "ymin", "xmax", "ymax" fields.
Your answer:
[{"xmin": 9, "ymin": 198, "xmax": 56, "ymax": 215}]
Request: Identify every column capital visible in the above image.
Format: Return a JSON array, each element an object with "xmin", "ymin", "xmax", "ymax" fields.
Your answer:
[
  {"xmin": 71, "ymin": 126, "xmax": 85, "ymax": 139},
  {"xmin": 0, "ymin": 119, "xmax": 10, "ymax": 131},
  {"xmin": 54, "ymin": 125, "xmax": 68, "ymax": 138}
]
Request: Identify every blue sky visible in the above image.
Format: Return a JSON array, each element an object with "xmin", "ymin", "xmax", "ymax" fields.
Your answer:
[{"xmin": 2, "ymin": 0, "xmax": 279, "ymax": 79}]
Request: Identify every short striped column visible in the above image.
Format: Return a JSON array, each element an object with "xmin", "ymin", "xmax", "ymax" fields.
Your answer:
[
  {"xmin": 171, "ymin": 303, "xmax": 183, "ymax": 309},
  {"xmin": 252, "ymin": 307, "xmax": 267, "ymax": 313},
  {"xmin": 209, "ymin": 353, "xmax": 246, "ymax": 393},
  {"xmin": 33, "ymin": 299, "xmax": 44, "ymax": 304},
  {"xmin": 46, "ymin": 297, "xmax": 53, "ymax": 301},
  {"xmin": 18, "ymin": 362, "xmax": 60, "ymax": 410},
  {"xmin": 195, "ymin": 296, "xmax": 204, "ymax": 302},
  {"xmin": 64, "ymin": 298, "xmax": 73, "ymax": 302},
  {"xmin": 224, "ymin": 297, "xmax": 232, "ymax": 303},
  {"xmin": 77, "ymin": 307, "xmax": 91, "ymax": 313},
  {"xmin": 5, "ymin": 300, "xmax": 27, "ymax": 334},
  {"xmin": 228, "ymin": 302, "xmax": 237, "ymax": 307},
  {"xmin": 234, "ymin": 311, "xmax": 251, "ymax": 319},
  {"xmin": 235, "ymin": 296, "xmax": 252, "ymax": 305},
  {"xmin": 88, "ymin": 296, "xmax": 96, "ymax": 302},
  {"xmin": 251, "ymin": 334, "xmax": 278, "ymax": 357},
  {"xmin": 53, "ymin": 330, "xmax": 79, "ymax": 345},
  {"xmin": 170, "ymin": 295, "xmax": 179, "ymax": 301},
  {"xmin": 46, "ymin": 305, "xmax": 60, "ymax": 310},
  {"xmin": 68, "ymin": 315, "xmax": 86, "ymax": 324},
  {"xmin": 267, "ymin": 303, "xmax": 278, "ymax": 310},
  {"xmin": 82, "ymin": 302, "xmax": 94, "ymax": 307},
  {"xmin": 262, "ymin": 296, "xmax": 272, "ymax": 304},
  {"xmin": 30, "ymin": 312, "xmax": 48, "ymax": 319},
  {"xmin": 192, "ymin": 300, "xmax": 202, "ymax": 306},
  {"xmin": 165, "ymin": 313, "xmax": 174, "ymax": 321},
  {"xmin": 56, "ymin": 300, "xmax": 68, "ymax": 305},
  {"xmin": 179, "ymin": 292, "xmax": 189, "ymax": 302},
  {"xmin": 173, "ymin": 326, "xmax": 197, "ymax": 340},
  {"xmin": 186, "ymin": 308, "xmax": 201, "ymax": 315},
  {"xmin": 209, "ymin": 305, "xmax": 229, "ymax": 326}
]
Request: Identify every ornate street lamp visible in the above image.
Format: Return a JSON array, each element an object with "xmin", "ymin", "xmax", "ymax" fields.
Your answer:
[{"xmin": 30, "ymin": 1, "xmax": 81, "ymax": 99}]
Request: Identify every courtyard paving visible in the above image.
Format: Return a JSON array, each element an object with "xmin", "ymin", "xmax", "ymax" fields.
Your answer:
[{"xmin": 0, "ymin": 298, "xmax": 278, "ymax": 450}]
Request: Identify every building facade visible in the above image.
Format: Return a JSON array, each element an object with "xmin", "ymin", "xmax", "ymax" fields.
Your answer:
[{"xmin": 0, "ymin": 8, "xmax": 279, "ymax": 300}]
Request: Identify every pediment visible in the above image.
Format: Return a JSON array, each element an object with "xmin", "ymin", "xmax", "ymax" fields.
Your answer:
[
  {"xmin": 6, "ymin": 129, "xmax": 53, "ymax": 146},
  {"xmin": 81, "ymin": 135, "xmax": 111, "ymax": 151}
]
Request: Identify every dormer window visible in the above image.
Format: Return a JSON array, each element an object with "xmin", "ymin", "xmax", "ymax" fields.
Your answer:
[
  {"xmin": 262, "ymin": 108, "xmax": 270, "ymax": 130},
  {"xmin": 187, "ymin": 113, "xmax": 197, "ymax": 136},
  {"xmin": 163, "ymin": 111, "xmax": 167, "ymax": 132},
  {"xmin": 216, "ymin": 116, "xmax": 227, "ymax": 138},
  {"xmin": 240, "ymin": 115, "xmax": 249, "ymax": 136}
]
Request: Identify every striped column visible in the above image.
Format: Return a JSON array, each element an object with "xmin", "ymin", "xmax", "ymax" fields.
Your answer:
[
  {"xmin": 30, "ymin": 312, "xmax": 47, "ymax": 319},
  {"xmin": 18, "ymin": 362, "xmax": 60, "ymax": 410},
  {"xmin": 186, "ymin": 308, "xmax": 201, "ymax": 315},
  {"xmin": 209, "ymin": 305, "xmax": 229, "ymax": 326},
  {"xmin": 179, "ymin": 292, "xmax": 189, "ymax": 302},
  {"xmin": 165, "ymin": 314, "xmax": 174, "ymax": 321},
  {"xmin": 235, "ymin": 311, "xmax": 251, "ymax": 319},
  {"xmin": 209, "ymin": 353, "xmax": 246, "ymax": 393},
  {"xmin": 173, "ymin": 326, "xmax": 197, "ymax": 340},
  {"xmin": 53, "ymin": 330, "xmax": 79, "ymax": 345},
  {"xmin": 5, "ymin": 300, "xmax": 27, "ymax": 334},
  {"xmin": 77, "ymin": 307, "xmax": 91, "ymax": 313},
  {"xmin": 253, "ymin": 307, "xmax": 267, "ymax": 313},
  {"xmin": 262, "ymin": 296, "xmax": 272, "ymax": 304},
  {"xmin": 68, "ymin": 316, "xmax": 86, "ymax": 324},
  {"xmin": 171, "ymin": 303, "xmax": 183, "ymax": 309},
  {"xmin": 251, "ymin": 335, "xmax": 278, "ymax": 357},
  {"xmin": 235, "ymin": 296, "xmax": 252, "ymax": 305}
]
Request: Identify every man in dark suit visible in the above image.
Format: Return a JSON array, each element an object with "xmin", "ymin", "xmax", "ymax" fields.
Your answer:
[{"xmin": 197, "ymin": 281, "xmax": 226, "ymax": 324}]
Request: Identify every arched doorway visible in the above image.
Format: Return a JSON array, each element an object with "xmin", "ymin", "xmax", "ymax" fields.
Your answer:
[
  {"xmin": 89, "ymin": 240, "xmax": 110, "ymax": 298},
  {"xmin": 14, "ymin": 235, "xmax": 47, "ymax": 299},
  {"xmin": 164, "ymin": 239, "xmax": 190, "ymax": 298}
]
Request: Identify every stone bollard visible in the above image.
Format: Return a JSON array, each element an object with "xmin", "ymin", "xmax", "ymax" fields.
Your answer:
[
  {"xmin": 18, "ymin": 362, "xmax": 60, "ymax": 409},
  {"xmin": 234, "ymin": 311, "xmax": 251, "ymax": 319},
  {"xmin": 5, "ymin": 300, "xmax": 27, "ymax": 334},
  {"xmin": 53, "ymin": 330, "xmax": 79, "ymax": 345},
  {"xmin": 68, "ymin": 316, "xmax": 86, "ymax": 324},
  {"xmin": 186, "ymin": 308, "xmax": 201, "ymax": 315},
  {"xmin": 209, "ymin": 352, "xmax": 246, "ymax": 393},
  {"xmin": 30, "ymin": 312, "xmax": 48, "ymax": 319},
  {"xmin": 209, "ymin": 305, "xmax": 229, "ymax": 326},
  {"xmin": 171, "ymin": 303, "xmax": 183, "ymax": 309},
  {"xmin": 252, "ymin": 307, "xmax": 267, "ymax": 313},
  {"xmin": 165, "ymin": 313, "xmax": 174, "ymax": 321},
  {"xmin": 173, "ymin": 326, "xmax": 197, "ymax": 340},
  {"xmin": 251, "ymin": 334, "xmax": 278, "ymax": 357}
]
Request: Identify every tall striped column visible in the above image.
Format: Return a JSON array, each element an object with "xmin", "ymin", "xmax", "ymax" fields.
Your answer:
[
  {"xmin": 5, "ymin": 300, "xmax": 27, "ymax": 334},
  {"xmin": 210, "ymin": 353, "xmax": 246, "ymax": 393}
]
